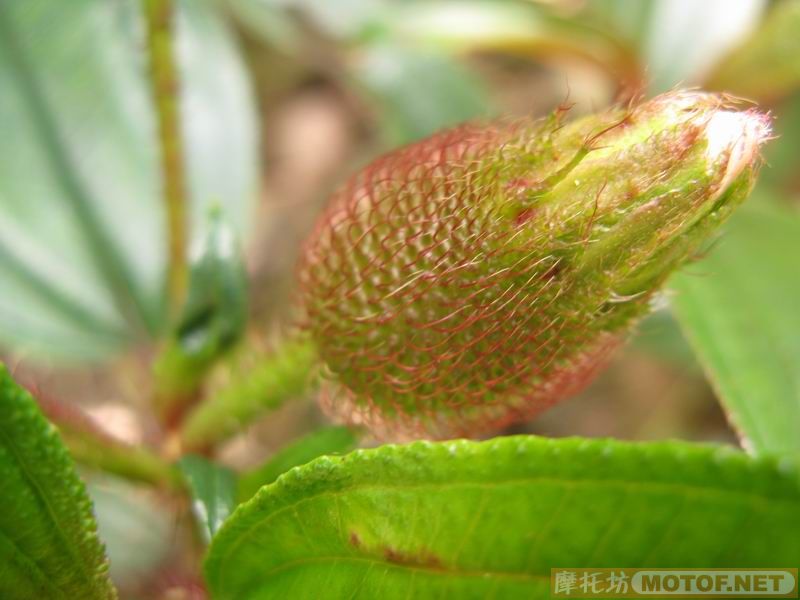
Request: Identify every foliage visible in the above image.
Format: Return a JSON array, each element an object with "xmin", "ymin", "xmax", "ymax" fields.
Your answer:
[
  {"xmin": 0, "ymin": 365, "xmax": 115, "ymax": 599},
  {"xmin": 0, "ymin": 0, "xmax": 258, "ymax": 362},
  {"xmin": 0, "ymin": 0, "xmax": 798, "ymax": 599},
  {"xmin": 206, "ymin": 436, "xmax": 800, "ymax": 599},
  {"xmin": 671, "ymin": 200, "xmax": 800, "ymax": 456}
]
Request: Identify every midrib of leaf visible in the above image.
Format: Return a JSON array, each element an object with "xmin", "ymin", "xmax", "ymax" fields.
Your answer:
[
  {"xmin": 0, "ymin": 425, "xmax": 99, "ymax": 596},
  {"xmin": 0, "ymin": 5, "xmax": 158, "ymax": 337},
  {"xmin": 250, "ymin": 555, "xmax": 548, "ymax": 590},
  {"xmin": 0, "ymin": 529, "xmax": 66, "ymax": 599},
  {"xmin": 213, "ymin": 474, "xmax": 787, "ymax": 591}
]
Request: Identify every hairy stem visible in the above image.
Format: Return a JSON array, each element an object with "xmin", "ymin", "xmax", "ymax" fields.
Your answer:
[
  {"xmin": 143, "ymin": 0, "xmax": 189, "ymax": 318},
  {"xmin": 180, "ymin": 336, "xmax": 318, "ymax": 451}
]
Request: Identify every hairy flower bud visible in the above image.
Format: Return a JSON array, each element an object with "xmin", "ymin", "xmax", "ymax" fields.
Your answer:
[{"xmin": 297, "ymin": 91, "xmax": 770, "ymax": 439}]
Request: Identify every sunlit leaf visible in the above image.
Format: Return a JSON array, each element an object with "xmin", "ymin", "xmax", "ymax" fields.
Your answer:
[
  {"xmin": 237, "ymin": 425, "xmax": 358, "ymax": 501},
  {"xmin": 671, "ymin": 201, "xmax": 800, "ymax": 455},
  {"xmin": 206, "ymin": 436, "xmax": 800, "ymax": 599},
  {"xmin": 0, "ymin": 0, "xmax": 258, "ymax": 362},
  {"xmin": 0, "ymin": 364, "xmax": 116, "ymax": 599}
]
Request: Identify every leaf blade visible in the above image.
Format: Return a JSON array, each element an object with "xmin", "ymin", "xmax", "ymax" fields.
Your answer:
[
  {"xmin": 179, "ymin": 455, "xmax": 237, "ymax": 543},
  {"xmin": 0, "ymin": 0, "xmax": 259, "ymax": 362},
  {"xmin": 671, "ymin": 202, "xmax": 800, "ymax": 455},
  {"xmin": 205, "ymin": 436, "xmax": 800, "ymax": 599},
  {"xmin": 237, "ymin": 426, "xmax": 358, "ymax": 501},
  {"xmin": 0, "ymin": 364, "xmax": 116, "ymax": 599}
]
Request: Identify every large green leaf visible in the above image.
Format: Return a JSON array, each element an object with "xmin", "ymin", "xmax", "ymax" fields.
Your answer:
[
  {"xmin": 0, "ymin": 364, "xmax": 116, "ymax": 599},
  {"xmin": 205, "ymin": 436, "xmax": 800, "ymax": 599},
  {"xmin": 0, "ymin": 0, "xmax": 258, "ymax": 362},
  {"xmin": 671, "ymin": 202, "xmax": 800, "ymax": 455}
]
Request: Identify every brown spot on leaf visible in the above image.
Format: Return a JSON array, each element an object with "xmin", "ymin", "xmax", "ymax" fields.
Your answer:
[{"xmin": 382, "ymin": 546, "xmax": 443, "ymax": 569}]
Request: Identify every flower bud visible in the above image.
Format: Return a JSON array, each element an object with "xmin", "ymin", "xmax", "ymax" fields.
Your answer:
[{"xmin": 297, "ymin": 91, "xmax": 770, "ymax": 439}]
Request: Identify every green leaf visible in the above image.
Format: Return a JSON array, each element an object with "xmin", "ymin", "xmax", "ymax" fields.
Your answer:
[
  {"xmin": 226, "ymin": 0, "xmax": 388, "ymax": 44},
  {"xmin": 760, "ymin": 93, "xmax": 800, "ymax": 191},
  {"xmin": 671, "ymin": 202, "xmax": 800, "ymax": 455},
  {"xmin": 630, "ymin": 309, "xmax": 699, "ymax": 368},
  {"xmin": 0, "ymin": 364, "xmax": 116, "ymax": 599},
  {"xmin": 0, "ymin": 0, "xmax": 258, "ymax": 362},
  {"xmin": 586, "ymin": 0, "xmax": 764, "ymax": 93},
  {"xmin": 154, "ymin": 209, "xmax": 249, "ymax": 420},
  {"xmin": 586, "ymin": 0, "xmax": 659, "ymax": 48},
  {"xmin": 706, "ymin": 0, "xmax": 800, "ymax": 102},
  {"xmin": 353, "ymin": 44, "xmax": 490, "ymax": 146},
  {"xmin": 173, "ymin": 210, "xmax": 249, "ymax": 375},
  {"xmin": 179, "ymin": 455, "xmax": 237, "ymax": 542},
  {"xmin": 384, "ymin": 0, "xmax": 642, "ymax": 94},
  {"xmin": 237, "ymin": 426, "xmax": 358, "ymax": 501},
  {"xmin": 205, "ymin": 436, "xmax": 800, "ymax": 599}
]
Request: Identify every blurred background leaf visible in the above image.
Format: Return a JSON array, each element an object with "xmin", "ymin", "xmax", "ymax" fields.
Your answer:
[
  {"xmin": 225, "ymin": 0, "xmax": 643, "ymax": 149},
  {"xmin": 670, "ymin": 199, "xmax": 800, "ymax": 456},
  {"xmin": 178, "ymin": 455, "xmax": 237, "ymax": 543},
  {"xmin": 351, "ymin": 44, "xmax": 489, "ymax": 145},
  {"xmin": 588, "ymin": 0, "xmax": 765, "ymax": 93},
  {"xmin": 383, "ymin": 0, "xmax": 641, "ymax": 93},
  {"xmin": 0, "ymin": 0, "xmax": 258, "ymax": 363},
  {"xmin": 706, "ymin": 0, "xmax": 800, "ymax": 103},
  {"xmin": 762, "ymin": 93, "xmax": 800, "ymax": 195},
  {"xmin": 237, "ymin": 425, "xmax": 357, "ymax": 501},
  {"xmin": 89, "ymin": 477, "xmax": 174, "ymax": 594},
  {"xmin": 154, "ymin": 209, "xmax": 249, "ymax": 421}
]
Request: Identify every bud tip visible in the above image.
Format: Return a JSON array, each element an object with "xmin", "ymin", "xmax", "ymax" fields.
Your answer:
[{"xmin": 705, "ymin": 108, "xmax": 771, "ymax": 190}]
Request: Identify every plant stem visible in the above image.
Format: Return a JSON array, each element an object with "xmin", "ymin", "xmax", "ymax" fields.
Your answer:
[
  {"xmin": 180, "ymin": 336, "xmax": 318, "ymax": 451},
  {"xmin": 143, "ymin": 0, "xmax": 189, "ymax": 319},
  {"xmin": 153, "ymin": 340, "xmax": 206, "ymax": 428},
  {"xmin": 35, "ymin": 390, "xmax": 180, "ymax": 489}
]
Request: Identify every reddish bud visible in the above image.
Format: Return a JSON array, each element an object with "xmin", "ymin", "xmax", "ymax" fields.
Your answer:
[{"xmin": 297, "ymin": 91, "xmax": 770, "ymax": 439}]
